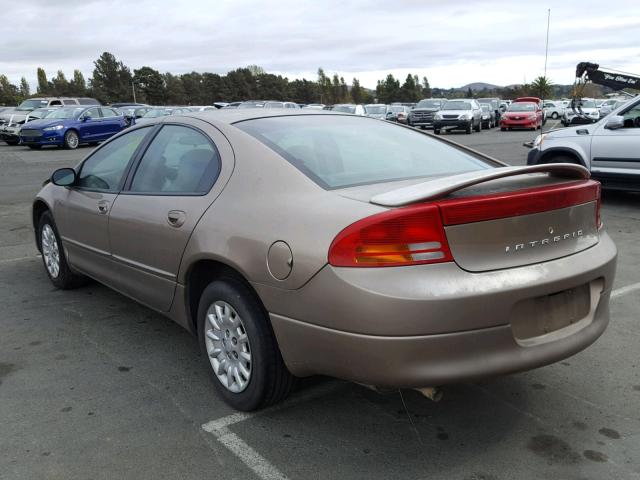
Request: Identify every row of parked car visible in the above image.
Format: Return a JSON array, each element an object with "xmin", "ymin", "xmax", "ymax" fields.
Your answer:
[{"xmin": 0, "ymin": 98, "xmax": 222, "ymax": 149}]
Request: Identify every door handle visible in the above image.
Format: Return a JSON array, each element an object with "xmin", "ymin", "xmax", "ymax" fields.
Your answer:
[
  {"xmin": 167, "ymin": 210, "xmax": 186, "ymax": 228},
  {"xmin": 97, "ymin": 200, "xmax": 109, "ymax": 214}
]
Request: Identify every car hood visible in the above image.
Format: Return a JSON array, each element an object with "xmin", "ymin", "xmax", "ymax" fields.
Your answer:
[
  {"xmin": 22, "ymin": 118, "xmax": 70, "ymax": 129},
  {"xmin": 411, "ymin": 108, "xmax": 439, "ymax": 113},
  {"xmin": 503, "ymin": 111, "xmax": 537, "ymax": 117},
  {"xmin": 1, "ymin": 109, "xmax": 26, "ymax": 122},
  {"xmin": 566, "ymin": 107, "xmax": 598, "ymax": 115},
  {"xmin": 438, "ymin": 110, "xmax": 471, "ymax": 116},
  {"xmin": 543, "ymin": 122, "xmax": 598, "ymax": 138}
]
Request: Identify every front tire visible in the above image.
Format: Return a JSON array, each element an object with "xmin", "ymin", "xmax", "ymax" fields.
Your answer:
[
  {"xmin": 5, "ymin": 139, "xmax": 19, "ymax": 146},
  {"xmin": 37, "ymin": 211, "xmax": 87, "ymax": 289},
  {"xmin": 475, "ymin": 119, "xmax": 482, "ymax": 132},
  {"xmin": 197, "ymin": 279, "xmax": 293, "ymax": 411},
  {"xmin": 433, "ymin": 128, "xmax": 441, "ymax": 134},
  {"xmin": 64, "ymin": 130, "xmax": 79, "ymax": 150},
  {"xmin": 466, "ymin": 122, "xmax": 473, "ymax": 134}
]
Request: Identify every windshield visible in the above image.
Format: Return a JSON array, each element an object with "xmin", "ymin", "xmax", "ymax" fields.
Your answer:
[
  {"xmin": 480, "ymin": 105, "xmax": 490, "ymax": 112},
  {"xmin": 143, "ymin": 108, "xmax": 171, "ymax": 118},
  {"xmin": 416, "ymin": 100, "xmax": 442, "ymax": 109},
  {"xmin": 508, "ymin": 103, "xmax": 536, "ymax": 112},
  {"xmin": 389, "ymin": 106, "xmax": 405, "ymax": 113},
  {"xmin": 17, "ymin": 99, "xmax": 49, "ymax": 111},
  {"xmin": 333, "ymin": 105, "xmax": 356, "ymax": 114},
  {"xmin": 29, "ymin": 108, "xmax": 56, "ymax": 118},
  {"xmin": 236, "ymin": 115, "xmax": 491, "ymax": 189},
  {"xmin": 366, "ymin": 106, "xmax": 387, "ymax": 114},
  {"xmin": 47, "ymin": 107, "xmax": 84, "ymax": 119},
  {"xmin": 579, "ymin": 100, "xmax": 597, "ymax": 108},
  {"xmin": 442, "ymin": 101, "xmax": 472, "ymax": 111},
  {"xmin": 238, "ymin": 102, "xmax": 265, "ymax": 109}
]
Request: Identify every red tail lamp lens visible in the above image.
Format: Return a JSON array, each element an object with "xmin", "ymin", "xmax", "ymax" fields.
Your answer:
[{"xmin": 328, "ymin": 204, "xmax": 452, "ymax": 267}]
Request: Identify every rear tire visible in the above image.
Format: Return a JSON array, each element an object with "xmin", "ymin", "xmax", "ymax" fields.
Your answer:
[
  {"xmin": 500, "ymin": 127, "xmax": 506, "ymax": 131},
  {"xmin": 64, "ymin": 130, "xmax": 79, "ymax": 150},
  {"xmin": 433, "ymin": 129, "xmax": 441, "ymax": 135},
  {"xmin": 551, "ymin": 112, "xmax": 559, "ymax": 119},
  {"xmin": 37, "ymin": 211, "xmax": 87, "ymax": 289},
  {"xmin": 197, "ymin": 279, "xmax": 293, "ymax": 411}
]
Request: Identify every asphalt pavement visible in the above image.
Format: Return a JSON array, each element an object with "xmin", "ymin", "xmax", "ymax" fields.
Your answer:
[{"xmin": 1, "ymin": 125, "xmax": 639, "ymax": 480}]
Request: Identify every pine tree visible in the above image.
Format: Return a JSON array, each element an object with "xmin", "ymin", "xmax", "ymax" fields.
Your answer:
[
  {"xmin": 133, "ymin": 66, "xmax": 165, "ymax": 104},
  {"xmin": 36, "ymin": 68, "xmax": 48, "ymax": 94},
  {"xmin": 421, "ymin": 76, "xmax": 432, "ymax": 98},
  {"xmin": 90, "ymin": 52, "xmax": 133, "ymax": 104},
  {"xmin": 351, "ymin": 78, "xmax": 363, "ymax": 104},
  {"xmin": 70, "ymin": 70, "xmax": 87, "ymax": 96},
  {"xmin": 19, "ymin": 77, "xmax": 30, "ymax": 99}
]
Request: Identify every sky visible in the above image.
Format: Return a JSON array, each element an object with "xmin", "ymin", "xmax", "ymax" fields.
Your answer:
[{"xmin": 2, "ymin": 0, "xmax": 640, "ymax": 90}]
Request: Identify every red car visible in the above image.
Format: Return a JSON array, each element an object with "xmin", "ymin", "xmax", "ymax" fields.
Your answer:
[{"xmin": 500, "ymin": 101, "xmax": 543, "ymax": 131}]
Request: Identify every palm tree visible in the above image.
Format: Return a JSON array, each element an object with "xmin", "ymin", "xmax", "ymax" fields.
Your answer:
[{"xmin": 531, "ymin": 76, "xmax": 553, "ymax": 99}]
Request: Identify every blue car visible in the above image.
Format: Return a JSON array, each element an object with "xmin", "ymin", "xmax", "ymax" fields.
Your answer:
[{"xmin": 19, "ymin": 106, "xmax": 127, "ymax": 150}]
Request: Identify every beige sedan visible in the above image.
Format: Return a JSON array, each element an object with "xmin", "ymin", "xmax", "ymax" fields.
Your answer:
[{"xmin": 33, "ymin": 110, "xmax": 617, "ymax": 411}]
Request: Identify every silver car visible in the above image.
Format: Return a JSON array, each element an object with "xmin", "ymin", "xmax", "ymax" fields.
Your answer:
[{"xmin": 528, "ymin": 95, "xmax": 640, "ymax": 190}]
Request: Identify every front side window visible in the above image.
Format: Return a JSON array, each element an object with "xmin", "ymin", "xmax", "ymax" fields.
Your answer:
[
  {"xmin": 621, "ymin": 102, "xmax": 640, "ymax": 128},
  {"xmin": 84, "ymin": 107, "xmax": 101, "ymax": 119},
  {"xmin": 129, "ymin": 125, "xmax": 221, "ymax": 194},
  {"xmin": 77, "ymin": 127, "xmax": 151, "ymax": 192},
  {"xmin": 236, "ymin": 115, "xmax": 491, "ymax": 189},
  {"xmin": 100, "ymin": 108, "xmax": 119, "ymax": 118}
]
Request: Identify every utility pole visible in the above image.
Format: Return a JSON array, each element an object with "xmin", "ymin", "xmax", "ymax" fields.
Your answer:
[
  {"xmin": 132, "ymin": 81, "xmax": 137, "ymax": 103},
  {"xmin": 544, "ymin": 8, "xmax": 551, "ymax": 79}
]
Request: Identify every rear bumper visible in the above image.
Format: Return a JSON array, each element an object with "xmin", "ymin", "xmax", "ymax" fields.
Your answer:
[{"xmin": 264, "ymin": 233, "xmax": 617, "ymax": 386}]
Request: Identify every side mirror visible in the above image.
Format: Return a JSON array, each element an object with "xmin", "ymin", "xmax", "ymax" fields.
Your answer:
[
  {"xmin": 604, "ymin": 115, "xmax": 624, "ymax": 130},
  {"xmin": 82, "ymin": 115, "xmax": 91, "ymax": 122},
  {"xmin": 51, "ymin": 168, "xmax": 76, "ymax": 187}
]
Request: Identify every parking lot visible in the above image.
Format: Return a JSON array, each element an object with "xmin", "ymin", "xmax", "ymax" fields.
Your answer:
[{"xmin": 1, "ymin": 123, "xmax": 639, "ymax": 480}]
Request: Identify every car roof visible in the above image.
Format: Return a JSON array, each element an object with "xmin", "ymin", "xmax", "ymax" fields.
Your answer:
[{"xmin": 165, "ymin": 109, "xmax": 350, "ymax": 125}]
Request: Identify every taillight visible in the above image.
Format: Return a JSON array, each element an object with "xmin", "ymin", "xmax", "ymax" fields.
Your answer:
[
  {"xmin": 437, "ymin": 180, "xmax": 601, "ymax": 226},
  {"xmin": 328, "ymin": 204, "xmax": 452, "ymax": 267},
  {"xmin": 595, "ymin": 182, "xmax": 602, "ymax": 229}
]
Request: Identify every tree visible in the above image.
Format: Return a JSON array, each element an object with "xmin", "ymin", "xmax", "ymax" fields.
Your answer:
[
  {"xmin": 202, "ymin": 72, "xmax": 228, "ymax": 103},
  {"xmin": 317, "ymin": 68, "xmax": 332, "ymax": 104},
  {"xmin": 466, "ymin": 87, "xmax": 474, "ymax": 98},
  {"xmin": 181, "ymin": 72, "xmax": 204, "ymax": 105},
  {"xmin": 163, "ymin": 73, "xmax": 187, "ymax": 105},
  {"xmin": 69, "ymin": 70, "xmax": 87, "ymax": 96},
  {"xmin": 400, "ymin": 74, "xmax": 419, "ymax": 102},
  {"xmin": 0, "ymin": 75, "xmax": 20, "ymax": 105},
  {"xmin": 421, "ymin": 76, "xmax": 432, "ymax": 98},
  {"xmin": 19, "ymin": 77, "xmax": 30, "ymax": 99},
  {"xmin": 530, "ymin": 76, "xmax": 553, "ymax": 99},
  {"xmin": 51, "ymin": 70, "xmax": 70, "ymax": 96},
  {"xmin": 376, "ymin": 74, "xmax": 401, "ymax": 103},
  {"xmin": 133, "ymin": 66, "xmax": 165, "ymax": 104},
  {"xmin": 37, "ymin": 68, "xmax": 48, "ymax": 95},
  {"xmin": 350, "ymin": 78, "xmax": 364, "ymax": 104},
  {"xmin": 90, "ymin": 52, "xmax": 133, "ymax": 104}
]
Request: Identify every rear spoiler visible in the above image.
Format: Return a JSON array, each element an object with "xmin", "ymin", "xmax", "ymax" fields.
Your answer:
[{"xmin": 370, "ymin": 164, "xmax": 590, "ymax": 207}]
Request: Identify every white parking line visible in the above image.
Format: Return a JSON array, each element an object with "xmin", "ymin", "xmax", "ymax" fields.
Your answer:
[
  {"xmin": 0, "ymin": 255, "xmax": 41, "ymax": 264},
  {"xmin": 201, "ymin": 382, "xmax": 342, "ymax": 480},
  {"xmin": 611, "ymin": 282, "xmax": 640, "ymax": 299}
]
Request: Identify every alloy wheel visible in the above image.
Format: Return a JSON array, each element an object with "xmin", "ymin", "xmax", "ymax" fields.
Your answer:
[
  {"xmin": 204, "ymin": 300, "xmax": 252, "ymax": 393},
  {"xmin": 41, "ymin": 224, "xmax": 60, "ymax": 278}
]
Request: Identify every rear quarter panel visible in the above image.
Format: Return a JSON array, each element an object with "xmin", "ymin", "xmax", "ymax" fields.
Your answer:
[{"xmin": 177, "ymin": 121, "xmax": 385, "ymax": 290}]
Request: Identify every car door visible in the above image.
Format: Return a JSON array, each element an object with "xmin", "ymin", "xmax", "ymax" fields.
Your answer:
[
  {"xmin": 590, "ymin": 99, "xmax": 640, "ymax": 174},
  {"xmin": 77, "ymin": 107, "xmax": 102, "ymax": 142},
  {"xmin": 55, "ymin": 127, "xmax": 153, "ymax": 283},
  {"xmin": 99, "ymin": 107, "xmax": 124, "ymax": 139},
  {"xmin": 107, "ymin": 119, "xmax": 234, "ymax": 312}
]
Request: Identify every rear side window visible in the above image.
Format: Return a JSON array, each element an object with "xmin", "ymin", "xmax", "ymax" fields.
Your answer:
[
  {"xmin": 236, "ymin": 115, "xmax": 491, "ymax": 189},
  {"xmin": 129, "ymin": 125, "xmax": 221, "ymax": 194},
  {"xmin": 62, "ymin": 99, "xmax": 78, "ymax": 105},
  {"xmin": 100, "ymin": 108, "xmax": 120, "ymax": 118}
]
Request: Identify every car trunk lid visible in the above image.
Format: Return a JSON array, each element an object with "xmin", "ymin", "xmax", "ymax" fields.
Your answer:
[{"xmin": 340, "ymin": 164, "xmax": 600, "ymax": 272}]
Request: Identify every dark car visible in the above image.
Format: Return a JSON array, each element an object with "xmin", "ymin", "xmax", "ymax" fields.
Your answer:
[
  {"xmin": 19, "ymin": 106, "xmax": 126, "ymax": 150},
  {"xmin": 479, "ymin": 103, "xmax": 496, "ymax": 129},
  {"xmin": 407, "ymin": 98, "xmax": 447, "ymax": 129}
]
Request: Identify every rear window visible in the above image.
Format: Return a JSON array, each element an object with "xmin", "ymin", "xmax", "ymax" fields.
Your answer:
[{"xmin": 236, "ymin": 115, "xmax": 491, "ymax": 189}]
